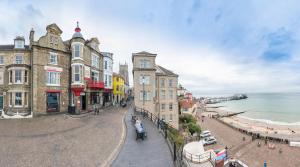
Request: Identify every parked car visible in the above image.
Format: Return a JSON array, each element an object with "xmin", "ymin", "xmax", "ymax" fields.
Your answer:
[
  {"xmin": 200, "ymin": 130, "xmax": 211, "ymax": 138},
  {"xmin": 202, "ymin": 136, "xmax": 217, "ymax": 145}
]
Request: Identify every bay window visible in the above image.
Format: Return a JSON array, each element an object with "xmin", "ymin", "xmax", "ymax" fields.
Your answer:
[
  {"xmin": 72, "ymin": 64, "xmax": 84, "ymax": 84},
  {"xmin": 15, "ymin": 92, "xmax": 22, "ymax": 106},
  {"xmin": 15, "ymin": 70, "xmax": 22, "ymax": 83},
  {"xmin": 72, "ymin": 44, "xmax": 81, "ymax": 59},
  {"xmin": 91, "ymin": 53, "xmax": 99, "ymax": 68}
]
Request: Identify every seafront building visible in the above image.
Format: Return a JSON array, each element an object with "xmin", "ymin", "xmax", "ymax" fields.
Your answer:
[
  {"xmin": 112, "ymin": 73, "xmax": 125, "ymax": 104},
  {"xmin": 132, "ymin": 51, "xmax": 179, "ymax": 129},
  {"xmin": 102, "ymin": 52, "xmax": 113, "ymax": 106},
  {"xmin": 0, "ymin": 23, "xmax": 107, "ymax": 116}
]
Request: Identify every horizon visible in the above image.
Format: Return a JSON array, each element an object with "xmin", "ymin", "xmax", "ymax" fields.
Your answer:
[{"xmin": 1, "ymin": 0, "xmax": 300, "ymax": 94}]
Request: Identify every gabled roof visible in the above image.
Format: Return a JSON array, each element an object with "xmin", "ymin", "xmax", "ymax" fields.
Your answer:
[
  {"xmin": 179, "ymin": 99, "xmax": 196, "ymax": 109},
  {"xmin": 156, "ymin": 65, "xmax": 178, "ymax": 77},
  {"xmin": 133, "ymin": 51, "xmax": 157, "ymax": 56},
  {"xmin": 46, "ymin": 23, "xmax": 63, "ymax": 34}
]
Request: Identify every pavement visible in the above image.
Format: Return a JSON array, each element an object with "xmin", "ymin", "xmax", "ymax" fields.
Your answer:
[
  {"xmin": 112, "ymin": 107, "xmax": 174, "ymax": 167},
  {"xmin": 0, "ymin": 106, "xmax": 127, "ymax": 167}
]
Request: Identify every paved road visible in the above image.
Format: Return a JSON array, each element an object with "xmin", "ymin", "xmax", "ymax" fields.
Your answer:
[
  {"xmin": 0, "ymin": 107, "xmax": 126, "ymax": 167},
  {"xmin": 112, "ymin": 107, "xmax": 174, "ymax": 167}
]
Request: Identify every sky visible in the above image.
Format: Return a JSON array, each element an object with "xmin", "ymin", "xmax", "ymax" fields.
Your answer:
[{"xmin": 1, "ymin": 0, "xmax": 300, "ymax": 95}]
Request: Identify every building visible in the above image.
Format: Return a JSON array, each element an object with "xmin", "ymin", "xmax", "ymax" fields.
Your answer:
[
  {"xmin": 112, "ymin": 73, "xmax": 125, "ymax": 105},
  {"xmin": 132, "ymin": 51, "xmax": 179, "ymax": 129},
  {"xmin": 179, "ymin": 99, "xmax": 197, "ymax": 116},
  {"xmin": 0, "ymin": 22, "xmax": 105, "ymax": 116},
  {"xmin": 119, "ymin": 63, "xmax": 129, "ymax": 100},
  {"xmin": 102, "ymin": 52, "xmax": 113, "ymax": 106}
]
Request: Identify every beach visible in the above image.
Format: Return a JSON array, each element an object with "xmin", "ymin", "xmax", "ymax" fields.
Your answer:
[{"xmin": 203, "ymin": 104, "xmax": 300, "ymax": 142}]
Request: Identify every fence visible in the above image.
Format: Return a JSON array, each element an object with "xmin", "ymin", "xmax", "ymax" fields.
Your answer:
[{"xmin": 134, "ymin": 107, "xmax": 215, "ymax": 167}]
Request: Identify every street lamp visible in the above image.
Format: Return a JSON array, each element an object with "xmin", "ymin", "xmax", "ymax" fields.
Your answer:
[{"xmin": 142, "ymin": 76, "xmax": 145, "ymax": 112}]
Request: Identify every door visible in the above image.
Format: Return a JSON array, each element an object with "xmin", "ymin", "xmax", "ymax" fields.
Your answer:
[
  {"xmin": 0, "ymin": 96, "xmax": 3, "ymax": 110},
  {"xmin": 81, "ymin": 95, "xmax": 86, "ymax": 110},
  {"xmin": 47, "ymin": 93, "xmax": 60, "ymax": 112}
]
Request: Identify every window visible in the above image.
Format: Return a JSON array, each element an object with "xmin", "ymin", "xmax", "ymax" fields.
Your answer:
[
  {"xmin": 109, "ymin": 75, "xmax": 112, "ymax": 87},
  {"xmin": 73, "ymin": 44, "xmax": 81, "ymax": 58},
  {"xmin": 91, "ymin": 53, "xmax": 99, "ymax": 68},
  {"xmin": 169, "ymin": 103, "xmax": 173, "ymax": 111},
  {"xmin": 15, "ymin": 55, "xmax": 23, "ymax": 64},
  {"xmin": 15, "ymin": 40, "xmax": 24, "ymax": 49},
  {"xmin": 139, "ymin": 75, "xmax": 150, "ymax": 85},
  {"xmin": 9, "ymin": 92, "xmax": 12, "ymax": 106},
  {"xmin": 15, "ymin": 92, "xmax": 22, "ymax": 106},
  {"xmin": 15, "ymin": 70, "xmax": 22, "ymax": 83},
  {"xmin": 161, "ymin": 90, "xmax": 165, "ymax": 99},
  {"xmin": 9, "ymin": 70, "xmax": 12, "ymax": 83},
  {"xmin": 24, "ymin": 70, "xmax": 28, "ymax": 83},
  {"xmin": 73, "ymin": 65, "xmax": 83, "ymax": 83},
  {"xmin": 104, "ymin": 74, "xmax": 108, "ymax": 87},
  {"xmin": 161, "ymin": 103, "xmax": 165, "ymax": 110},
  {"xmin": 169, "ymin": 90, "xmax": 173, "ymax": 99},
  {"xmin": 139, "ymin": 91, "xmax": 151, "ymax": 101},
  {"xmin": 0, "ymin": 56, "xmax": 4, "ymax": 64},
  {"xmin": 91, "ymin": 70, "xmax": 99, "ymax": 81},
  {"xmin": 169, "ymin": 114, "xmax": 173, "ymax": 121},
  {"xmin": 140, "ymin": 60, "xmax": 150, "ymax": 68},
  {"xmin": 47, "ymin": 72, "xmax": 60, "ymax": 85},
  {"xmin": 169, "ymin": 79, "xmax": 173, "ymax": 87},
  {"xmin": 49, "ymin": 53, "xmax": 58, "ymax": 64},
  {"xmin": 104, "ymin": 60, "xmax": 108, "ymax": 70},
  {"xmin": 160, "ymin": 79, "xmax": 165, "ymax": 87}
]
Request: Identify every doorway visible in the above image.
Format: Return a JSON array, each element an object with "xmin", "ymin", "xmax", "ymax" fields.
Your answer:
[
  {"xmin": 81, "ymin": 95, "xmax": 86, "ymax": 110},
  {"xmin": 46, "ymin": 93, "xmax": 60, "ymax": 112},
  {"xmin": 0, "ymin": 96, "xmax": 3, "ymax": 110}
]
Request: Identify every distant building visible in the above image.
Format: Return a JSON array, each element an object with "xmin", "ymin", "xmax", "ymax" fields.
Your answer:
[
  {"xmin": 179, "ymin": 99, "xmax": 197, "ymax": 116},
  {"xmin": 132, "ymin": 51, "xmax": 179, "ymax": 129},
  {"xmin": 119, "ymin": 63, "xmax": 129, "ymax": 100},
  {"xmin": 113, "ymin": 73, "xmax": 125, "ymax": 104},
  {"xmin": 102, "ymin": 52, "xmax": 113, "ymax": 106}
]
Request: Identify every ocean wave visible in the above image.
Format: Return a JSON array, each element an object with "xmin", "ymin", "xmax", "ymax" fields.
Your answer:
[{"xmin": 237, "ymin": 115, "xmax": 300, "ymax": 126}]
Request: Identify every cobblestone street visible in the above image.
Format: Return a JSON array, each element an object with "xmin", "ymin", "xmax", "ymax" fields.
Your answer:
[
  {"xmin": 112, "ymin": 107, "xmax": 174, "ymax": 167},
  {"xmin": 0, "ymin": 107, "xmax": 127, "ymax": 167}
]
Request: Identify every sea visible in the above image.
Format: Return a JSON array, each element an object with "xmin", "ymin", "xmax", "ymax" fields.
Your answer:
[{"xmin": 199, "ymin": 93, "xmax": 300, "ymax": 125}]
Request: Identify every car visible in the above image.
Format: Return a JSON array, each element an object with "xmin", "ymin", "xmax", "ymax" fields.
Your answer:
[
  {"xmin": 202, "ymin": 136, "xmax": 217, "ymax": 145},
  {"xmin": 200, "ymin": 130, "xmax": 211, "ymax": 138}
]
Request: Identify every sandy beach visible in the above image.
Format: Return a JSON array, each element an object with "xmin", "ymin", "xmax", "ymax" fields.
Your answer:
[{"xmin": 202, "ymin": 104, "xmax": 300, "ymax": 142}]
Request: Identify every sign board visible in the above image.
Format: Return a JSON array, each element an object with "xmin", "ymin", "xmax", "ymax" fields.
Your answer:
[
  {"xmin": 80, "ymin": 92, "xmax": 85, "ymax": 96},
  {"xmin": 44, "ymin": 66, "xmax": 63, "ymax": 72},
  {"xmin": 85, "ymin": 66, "xmax": 90, "ymax": 79}
]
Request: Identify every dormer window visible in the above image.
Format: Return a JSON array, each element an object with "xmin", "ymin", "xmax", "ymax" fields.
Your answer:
[
  {"xmin": 15, "ymin": 55, "xmax": 23, "ymax": 64},
  {"xmin": 14, "ymin": 39, "xmax": 25, "ymax": 49},
  {"xmin": 140, "ymin": 59, "xmax": 150, "ymax": 68}
]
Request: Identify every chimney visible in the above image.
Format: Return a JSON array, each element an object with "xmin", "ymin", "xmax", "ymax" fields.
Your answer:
[{"xmin": 29, "ymin": 28, "xmax": 35, "ymax": 47}]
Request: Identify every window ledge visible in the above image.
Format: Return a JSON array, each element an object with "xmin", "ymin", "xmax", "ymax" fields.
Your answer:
[
  {"xmin": 46, "ymin": 84, "xmax": 60, "ymax": 86},
  {"xmin": 72, "ymin": 57, "xmax": 83, "ymax": 61}
]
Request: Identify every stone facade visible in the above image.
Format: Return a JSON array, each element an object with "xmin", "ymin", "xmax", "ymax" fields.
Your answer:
[
  {"xmin": 132, "ymin": 51, "xmax": 179, "ymax": 129},
  {"xmin": 102, "ymin": 52, "xmax": 113, "ymax": 106},
  {"xmin": 0, "ymin": 23, "xmax": 105, "ymax": 116},
  {"xmin": 119, "ymin": 63, "xmax": 129, "ymax": 100}
]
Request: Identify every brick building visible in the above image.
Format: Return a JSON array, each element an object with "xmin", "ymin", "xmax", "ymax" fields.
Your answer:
[{"xmin": 0, "ymin": 23, "xmax": 105, "ymax": 116}]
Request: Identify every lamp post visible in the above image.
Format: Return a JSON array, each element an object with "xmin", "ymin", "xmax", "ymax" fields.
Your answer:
[{"xmin": 142, "ymin": 76, "xmax": 145, "ymax": 112}]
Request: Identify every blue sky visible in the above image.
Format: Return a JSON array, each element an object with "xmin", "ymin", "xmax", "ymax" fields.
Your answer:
[{"xmin": 1, "ymin": 0, "xmax": 300, "ymax": 95}]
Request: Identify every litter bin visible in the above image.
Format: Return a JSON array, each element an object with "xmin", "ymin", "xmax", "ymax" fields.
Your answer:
[{"xmin": 68, "ymin": 106, "xmax": 75, "ymax": 114}]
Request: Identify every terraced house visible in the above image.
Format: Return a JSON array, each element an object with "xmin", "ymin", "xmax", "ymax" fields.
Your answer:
[
  {"xmin": 0, "ymin": 22, "xmax": 105, "ymax": 116},
  {"xmin": 132, "ymin": 51, "xmax": 179, "ymax": 129}
]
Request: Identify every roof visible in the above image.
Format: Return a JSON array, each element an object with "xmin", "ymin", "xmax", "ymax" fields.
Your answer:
[
  {"xmin": 134, "ymin": 51, "xmax": 156, "ymax": 55},
  {"xmin": 46, "ymin": 23, "xmax": 63, "ymax": 34},
  {"xmin": 15, "ymin": 36, "xmax": 25, "ymax": 41},
  {"xmin": 179, "ymin": 99, "xmax": 196, "ymax": 109},
  {"xmin": 156, "ymin": 65, "xmax": 178, "ymax": 76},
  {"xmin": 0, "ymin": 45, "xmax": 30, "ymax": 50}
]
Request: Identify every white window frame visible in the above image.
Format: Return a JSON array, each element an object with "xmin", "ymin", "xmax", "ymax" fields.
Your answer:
[
  {"xmin": 91, "ymin": 70, "xmax": 99, "ymax": 81},
  {"xmin": 49, "ymin": 52, "xmax": 58, "ymax": 65},
  {"xmin": 169, "ymin": 90, "xmax": 173, "ymax": 99},
  {"xmin": 0, "ymin": 56, "xmax": 4, "ymax": 65},
  {"xmin": 72, "ymin": 64, "xmax": 84, "ymax": 84},
  {"xmin": 91, "ymin": 53, "xmax": 99, "ymax": 68},
  {"xmin": 47, "ymin": 71, "xmax": 61, "ymax": 86},
  {"xmin": 15, "ymin": 40, "xmax": 24, "ymax": 49},
  {"xmin": 15, "ymin": 92, "xmax": 22, "ymax": 107},
  {"xmin": 72, "ymin": 43, "xmax": 83, "ymax": 60},
  {"xmin": 15, "ymin": 70, "xmax": 22, "ymax": 84},
  {"xmin": 139, "ymin": 75, "xmax": 150, "ymax": 85},
  {"xmin": 15, "ymin": 55, "xmax": 23, "ymax": 64},
  {"xmin": 140, "ymin": 59, "xmax": 150, "ymax": 68}
]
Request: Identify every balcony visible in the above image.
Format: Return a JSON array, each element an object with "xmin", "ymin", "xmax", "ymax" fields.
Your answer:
[{"xmin": 87, "ymin": 80, "xmax": 104, "ymax": 89}]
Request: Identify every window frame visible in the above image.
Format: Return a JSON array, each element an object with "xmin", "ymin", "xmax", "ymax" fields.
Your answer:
[
  {"xmin": 15, "ymin": 92, "xmax": 22, "ymax": 106},
  {"xmin": 46, "ymin": 71, "xmax": 61, "ymax": 86},
  {"xmin": 15, "ymin": 55, "xmax": 23, "ymax": 64},
  {"xmin": 14, "ymin": 69, "xmax": 22, "ymax": 84},
  {"xmin": 49, "ymin": 52, "xmax": 58, "ymax": 65},
  {"xmin": 91, "ymin": 53, "xmax": 99, "ymax": 68},
  {"xmin": 0, "ymin": 56, "xmax": 4, "ymax": 65},
  {"xmin": 15, "ymin": 40, "xmax": 24, "ymax": 49}
]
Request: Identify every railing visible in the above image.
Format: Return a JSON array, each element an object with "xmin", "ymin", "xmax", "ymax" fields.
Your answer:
[
  {"xmin": 183, "ymin": 149, "xmax": 216, "ymax": 165},
  {"xmin": 134, "ymin": 106, "xmax": 214, "ymax": 167}
]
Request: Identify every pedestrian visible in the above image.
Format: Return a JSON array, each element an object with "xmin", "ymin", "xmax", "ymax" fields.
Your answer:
[
  {"xmin": 93, "ymin": 104, "xmax": 97, "ymax": 115},
  {"xmin": 97, "ymin": 105, "xmax": 100, "ymax": 115}
]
